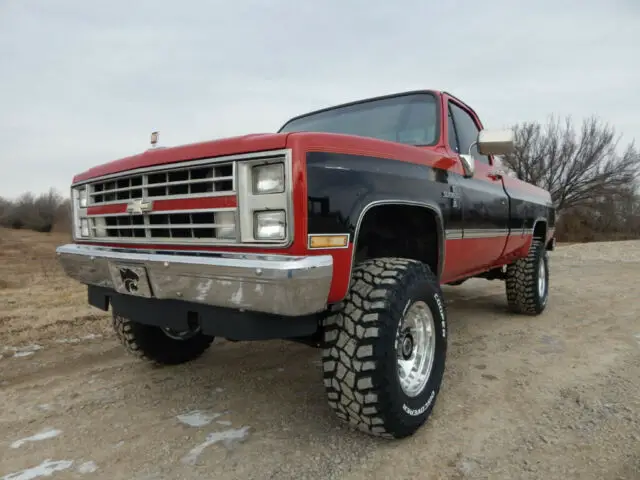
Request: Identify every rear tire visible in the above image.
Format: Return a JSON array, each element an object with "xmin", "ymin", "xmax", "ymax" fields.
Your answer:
[
  {"xmin": 505, "ymin": 239, "xmax": 549, "ymax": 315},
  {"xmin": 112, "ymin": 313, "xmax": 214, "ymax": 365},
  {"xmin": 321, "ymin": 257, "xmax": 447, "ymax": 439}
]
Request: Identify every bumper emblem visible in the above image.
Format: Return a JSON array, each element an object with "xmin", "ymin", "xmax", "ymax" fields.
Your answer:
[{"xmin": 119, "ymin": 267, "xmax": 140, "ymax": 294}]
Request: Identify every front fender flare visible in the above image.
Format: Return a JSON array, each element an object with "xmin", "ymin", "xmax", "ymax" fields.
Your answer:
[{"xmin": 349, "ymin": 197, "xmax": 446, "ymax": 280}]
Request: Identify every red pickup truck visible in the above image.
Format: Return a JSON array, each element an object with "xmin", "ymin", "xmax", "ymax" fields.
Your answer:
[{"xmin": 57, "ymin": 90, "xmax": 556, "ymax": 439}]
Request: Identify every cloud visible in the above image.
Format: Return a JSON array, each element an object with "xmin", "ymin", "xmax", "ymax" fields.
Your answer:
[{"xmin": 0, "ymin": 0, "xmax": 638, "ymax": 198}]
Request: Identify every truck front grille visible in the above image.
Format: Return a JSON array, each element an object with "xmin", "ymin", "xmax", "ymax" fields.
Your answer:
[
  {"xmin": 89, "ymin": 163, "xmax": 234, "ymax": 205},
  {"xmin": 74, "ymin": 149, "xmax": 292, "ymax": 247},
  {"xmin": 85, "ymin": 160, "xmax": 238, "ymax": 244}
]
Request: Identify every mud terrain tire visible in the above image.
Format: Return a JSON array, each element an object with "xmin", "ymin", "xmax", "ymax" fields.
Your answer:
[
  {"xmin": 505, "ymin": 239, "xmax": 549, "ymax": 315},
  {"xmin": 112, "ymin": 313, "xmax": 214, "ymax": 365},
  {"xmin": 322, "ymin": 257, "xmax": 447, "ymax": 439}
]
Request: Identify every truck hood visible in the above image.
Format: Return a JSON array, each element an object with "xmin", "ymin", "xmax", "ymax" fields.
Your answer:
[{"xmin": 73, "ymin": 133, "xmax": 290, "ymax": 183}]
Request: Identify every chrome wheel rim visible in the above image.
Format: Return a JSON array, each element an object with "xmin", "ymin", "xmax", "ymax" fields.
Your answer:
[
  {"xmin": 162, "ymin": 327, "xmax": 199, "ymax": 341},
  {"xmin": 396, "ymin": 301, "xmax": 436, "ymax": 398},
  {"xmin": 538, "ymin": 258, "xmax": 546, "ymax": 299}
]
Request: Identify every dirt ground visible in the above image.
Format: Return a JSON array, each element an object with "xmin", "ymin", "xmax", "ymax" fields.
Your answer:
[{"xmin": 1, "ymin": 227, "xmax": 639, "ymax": 480}]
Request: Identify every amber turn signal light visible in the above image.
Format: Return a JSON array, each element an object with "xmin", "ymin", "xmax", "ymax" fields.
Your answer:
[{"xmin": 308, "ymin": 234, "xmax": 349, "ymax": 249}]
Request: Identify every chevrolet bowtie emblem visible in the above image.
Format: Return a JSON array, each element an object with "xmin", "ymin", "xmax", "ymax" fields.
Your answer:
[{"xmin": 126, "ymin": 199, "xmax": 153, "ymax": 215}]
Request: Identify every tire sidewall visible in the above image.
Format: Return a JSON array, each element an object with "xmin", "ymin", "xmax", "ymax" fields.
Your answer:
[
  {"xmin": 534, "ymin": 243, "xmax": 550, "ymax": 310},
  {"xmin": 381, "ymin": 274, "xmax": 447, "ymax": 432}
]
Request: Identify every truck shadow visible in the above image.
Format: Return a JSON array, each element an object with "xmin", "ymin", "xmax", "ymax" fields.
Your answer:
[
  {"xmin": 121, "ymin": 284, "xmax": 517, "ymax": 425},
  {"xmin": 121, "ymin": 285, "xmax": 515, "ymax": 416},
  {"xmin": 442, "ymin": 285, "xmax": 512, "ymax": 316},
  {"xmin": 98, "ymin": 285, "xmax": 530, "ymax": 475}
]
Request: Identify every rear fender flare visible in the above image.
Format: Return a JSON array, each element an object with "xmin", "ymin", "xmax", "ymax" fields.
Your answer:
[{"xmin": 522, "ymin": 217, "xmax": 548, "ymax": 254}]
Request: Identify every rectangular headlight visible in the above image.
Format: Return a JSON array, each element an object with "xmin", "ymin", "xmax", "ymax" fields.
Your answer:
[
  {"xmin": 78, "ymin": 187, "xmax": 88, "ymax": 208},
  {"xmin": 72, "ymin": 187, "xmax": 84, "ymax": 239},
  {"xmin": 252, "ymin": 163, "xmax": 284, "ymax": 195},
  {"xmin": 254, "ymin": 210, "xmax": 285, "ymax": 240}
]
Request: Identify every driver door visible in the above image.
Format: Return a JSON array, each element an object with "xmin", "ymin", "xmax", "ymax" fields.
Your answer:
[{"xmin": 446, "ymin": 99, "xmax": 509, "ymax": 277}]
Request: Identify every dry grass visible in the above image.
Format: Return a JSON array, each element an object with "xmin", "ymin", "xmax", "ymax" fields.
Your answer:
[{"xmin": 0, "ymin": 227, "xmax": 111, "ymax": 346}]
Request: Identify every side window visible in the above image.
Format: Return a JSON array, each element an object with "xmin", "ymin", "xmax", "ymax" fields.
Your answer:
[
  {"xmin": 447, "ymin": 107, "xmax": 460, "ymax": 153},
  {"xmin": 396, "ymin": 97, "xmax": 439, "ymax": 145},
  {"xmin": 449, "ymin": 102, "xmax": 490, "ymax": 164}
]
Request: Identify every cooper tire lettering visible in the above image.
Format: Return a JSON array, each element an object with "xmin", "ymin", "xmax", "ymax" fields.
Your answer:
[
  {"xmin": 434, "ymin": 293, "xmax": 447, "ymax": 338},
  {"xmin": 402, "ymin": 390, "xmax": 436, "ymax": 417}
]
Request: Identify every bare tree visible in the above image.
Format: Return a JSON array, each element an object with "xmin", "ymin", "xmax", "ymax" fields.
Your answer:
[
  {"xmin": 53, "ymin": 197, "xmax": 72, "ymax": 232},
  {"xmin": 0, "ymin": 188, "xmax": 68, "ymax": 232},
  {"xmin": 6, "ymin": 192, "xmax": 36, "ymax": 229},
  {"xmin": 33, "ymin": 188, "xmax": 64, "ymax": 232},
  {"xmin": 501, "ymin": 115, "xmax": 640, "ymax": 212},
  {"xmin": 0, "ymin": 196, "xmax": 10, "ymax": 218}
]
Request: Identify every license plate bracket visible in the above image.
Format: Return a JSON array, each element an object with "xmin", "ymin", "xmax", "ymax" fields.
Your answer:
[{"xmin": 109, "ymin": 263, "xmax": 153, "ymax": 298}]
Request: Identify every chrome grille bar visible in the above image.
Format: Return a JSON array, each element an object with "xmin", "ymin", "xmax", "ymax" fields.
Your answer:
[
  {"xmin": 89, "ymin": 163, "xmax": 235, "ymax": 205},
  {"xmin": 89, "ymin": 210, "xmax": 238, "ymax": 242}
]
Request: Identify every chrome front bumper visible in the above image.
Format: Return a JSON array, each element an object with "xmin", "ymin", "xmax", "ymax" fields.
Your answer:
[{"xmin": 55, "ymin": 244, "xmax": 333, "ymax": 316}]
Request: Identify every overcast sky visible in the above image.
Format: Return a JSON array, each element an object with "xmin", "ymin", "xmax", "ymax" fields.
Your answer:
[{"xmin": 1, "ymin": 0, "xmax": 638, "ymax": 198}]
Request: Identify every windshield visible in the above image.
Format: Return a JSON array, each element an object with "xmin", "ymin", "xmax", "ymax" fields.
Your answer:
[{"xmin": 278, "ymin": 92, "xmax": 440, "ymax": 146}]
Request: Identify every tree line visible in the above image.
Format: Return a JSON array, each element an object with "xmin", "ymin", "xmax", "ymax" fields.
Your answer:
[
  {"xmin": 1, "ymin": 115, "xmax": 639, "ymax": 242},
  {"xmin": 498, "ymin": 116, "xmax": 640, "ymax": 242},
  {"xmin": 0, "ymin": 189, "xmax": 71, "ymax": 233}
]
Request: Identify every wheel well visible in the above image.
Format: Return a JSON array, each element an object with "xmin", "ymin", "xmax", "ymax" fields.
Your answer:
[
  {"xmin": 533, "ymin": 221, "xmax": 547, "ymax": 240},
  {"xmin": 354, "ymin": 204, "xmax": 441, "ymax": 277}
]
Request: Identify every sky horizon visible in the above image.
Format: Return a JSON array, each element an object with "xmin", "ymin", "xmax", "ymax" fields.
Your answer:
[{"xmin": 1, "ymin": 0, "xmax": 638, "ymax": 199}]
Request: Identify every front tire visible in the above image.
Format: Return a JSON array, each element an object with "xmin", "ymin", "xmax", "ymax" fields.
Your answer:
[
  {"xmin": 322, "ymin": 257, "xmax": 447, "ymax": 439},
  {"xmin": 112, "ymin": 313, "xmax": 214, "ymax": 365},
  {"xmin": 505, "ymin": 239, "xmax": 549, "ymax": 315}
]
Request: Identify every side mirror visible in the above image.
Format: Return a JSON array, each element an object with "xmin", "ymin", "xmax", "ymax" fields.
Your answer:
[
  {"xmin": 477, "ymin": 129, "xmax": 515, "ymax": 156},
  {"xmin": 459, "ymin": 154, "xmax": 475, "ymax": 178}
]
